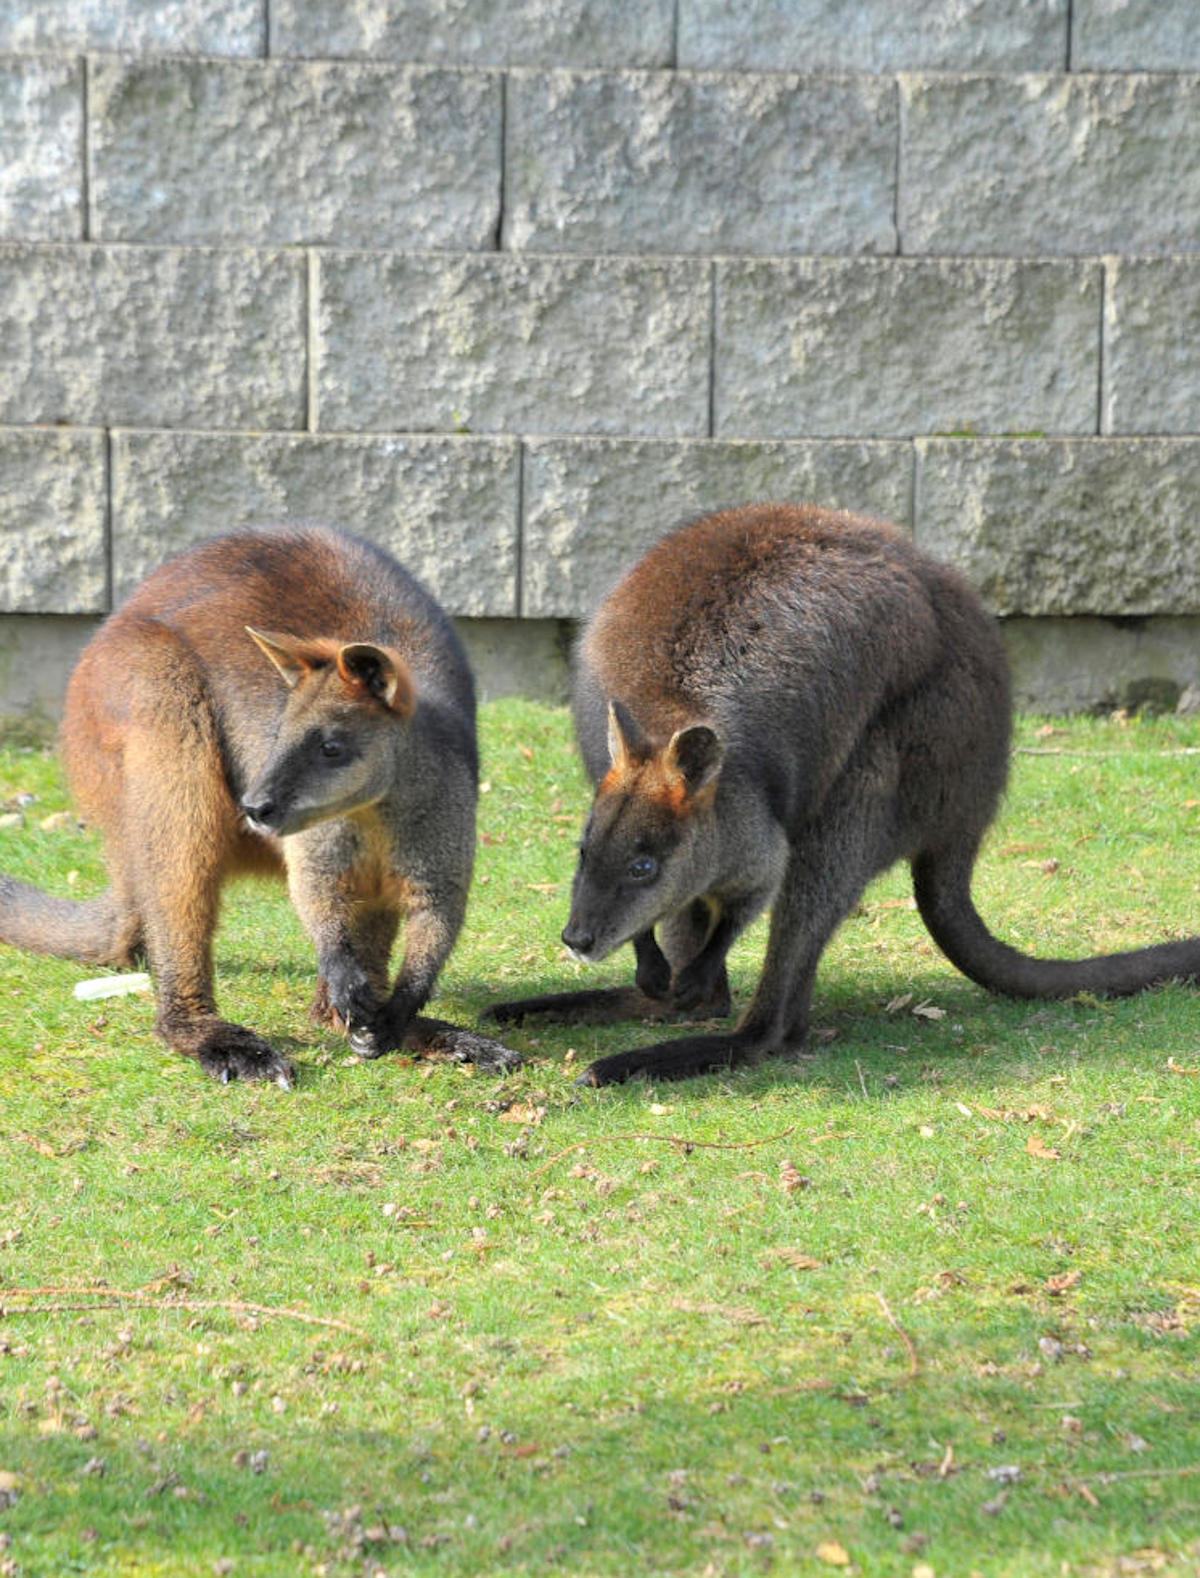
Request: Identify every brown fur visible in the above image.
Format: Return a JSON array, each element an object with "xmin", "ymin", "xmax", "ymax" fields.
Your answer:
[
  {"xmin": 489, "ymin": 503, "xmax": 1200, "ymax": 1085},
  {"xmin": 0, "ymin": 527, "xmax": 518, "ymax": 1085}
]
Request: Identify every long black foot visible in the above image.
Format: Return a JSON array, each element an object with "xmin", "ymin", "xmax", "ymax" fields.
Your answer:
[
  {"xmin": 579, "ymin": 1030, "xmax": 762, "ymax": 1087},
  {"xmin": 404, "ymin": 1016, "xmax": 522, "ymax": 1074}
]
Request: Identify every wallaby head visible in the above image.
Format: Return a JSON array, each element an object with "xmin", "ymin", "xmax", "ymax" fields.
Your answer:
[
  {"xmin": 562, "ymin": 700, "xmax": 725, "ymax": 962},
  {"xmin": 240, "ymin": 626, "xmax": 416, "ymax": 837}
]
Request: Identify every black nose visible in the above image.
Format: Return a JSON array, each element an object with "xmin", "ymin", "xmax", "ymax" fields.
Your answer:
[
  {"xmin": 241, "ymin": 798, "xmax": 277, "ymax": 828},
  {"xmin": 562, "ymin": 923, "xmax": 594, "ymax": 955}
]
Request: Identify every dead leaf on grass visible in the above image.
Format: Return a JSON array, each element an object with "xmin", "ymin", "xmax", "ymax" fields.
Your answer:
[
  {"xmin": 816, "ymin": 1541, "xmax": 851, "ymax": 1567},
  {"xmin": 761, "ymin": 1248, "xmax": 823, "ymax": 1270},
  {"xmin": 498, "ymin": 1103, "xmax": 546, "ymax": 1127},
  {"xmin": 1046, "ymin": 1270, "xmax": 1082, "ymax": 1297},
  {"xmin": 911, "ymin": 1001, "xmax": 946, "ymax": 1020},
  {"xmin": 1026, "ymin": 1132, "xmax": 1062, "ymax": 1161}
]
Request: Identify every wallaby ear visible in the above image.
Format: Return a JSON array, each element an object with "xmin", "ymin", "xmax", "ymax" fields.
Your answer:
[
  {"xmin": 665, "ymin": 723, "xmax": 724, "ymax": 799},
  {"xmin": 246, "ymin": 627, "xmax": 333, "ymax": 688},
  {"xmin": 337, "ymin": 642, "xmax": 415, "ymax": 717},
  {"xmin": 606, "ymin": 699, "xmax": 651, "ymax": 768}
]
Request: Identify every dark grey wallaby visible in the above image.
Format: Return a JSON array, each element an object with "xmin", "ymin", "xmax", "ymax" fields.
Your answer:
[{"xmin": 489, "ymin": 503, "xmax": 1200, "ymax": 1086}]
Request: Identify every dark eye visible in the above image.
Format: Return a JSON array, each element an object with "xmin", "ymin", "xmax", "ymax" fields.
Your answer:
[
  {"xmin": 320, "ymin": 738, "xmax": 344, "ymax": 760},
  {"xmin": 628, "ymin": 854, "xmax": 658, "ymax": 883}
]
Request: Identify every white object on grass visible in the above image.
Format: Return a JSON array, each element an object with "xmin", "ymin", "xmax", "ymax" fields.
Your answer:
[{"xmin": 73, "ymin": 973, "xmax": 152, "ymax": 1001}]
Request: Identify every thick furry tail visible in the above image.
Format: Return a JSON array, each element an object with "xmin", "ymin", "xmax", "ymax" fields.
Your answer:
[
  {"xmin": 912, "ymin": 846, "xmax": 1200, "ymax": 1000},
  {"xmin": 0, "ymin": 873, "xmax": 133, "ymax": 966}
]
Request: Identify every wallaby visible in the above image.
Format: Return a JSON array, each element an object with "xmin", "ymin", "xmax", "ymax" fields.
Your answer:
[
  {"xmin": 0, "ymin": 527, "xmax": 519, "ymax": 1086},
  {"xmin": 490, "ymin": 503, "xmax": 1200, "ymax": 1086}
]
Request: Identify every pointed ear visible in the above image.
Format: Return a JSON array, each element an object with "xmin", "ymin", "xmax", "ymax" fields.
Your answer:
[
  {"xmin": 246, "ymin": 627, "xmax": 334, "ymax": 688},
  {"xmin": 337, "ymin": 642, "xmax": 415, "ymax": 717},
  {"xmin": 664, "ymin": 723, "xmax": 724, "ymax": 799},
  {"xmin": 606, "ymin": 699, "xmax": 650, "ymax": 768}
]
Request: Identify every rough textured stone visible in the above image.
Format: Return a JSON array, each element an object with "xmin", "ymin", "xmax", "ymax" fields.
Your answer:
[
  {"xmin": 680, "ymin": 0, "xmax": 1068, "ymax": 70},
  {"xmin": 0, "ymin": 245, "xmax": 305, "ymax": 429},
  {"xmin": 90, "ymin": 60, "xmax": 500, "ymax": 247},
  {"xmin": 1072, "ymin": 0, "xmax": 1200, "ymax": 70},
  {"xmin": 0, "ymin": 616, "xmax": 101, "ymax": 743},
  {"xmin": 0, "ymin": 429, "xmax": 107, "ymax": 613},
  {"xmin": 505, "ymin": 70, "xmax": 897, "ymax": 254},
  {"xmin": 900, "ymin": 74, "xmax": 1200, "ymax": 255},
  {"xmin": 110, "ymin": 431, "xmax": 518, "ymax": 615},
  {"xmin": 0, "ymin": 58, "xmax": 81, "ymax": 240},
  {"xmin": 271, "ymin": 0, "xmax": 672, "ymax": 66},
  {"xmin": 1002, "ymin": 616, "xmax": 1200, "ymax": 714},
  {"xmin": 522, "ymin": 438, "xmax": 913, "ymax": 617},
  {"xmin": 455, "ymin": 618, "xmax": 572, "ymax": 704},
  {"xmin": 915, "ymin": 439, "xmax": 1200, "ymax": 615},
  {"xmin": 320, "ymin": 253, "xmax": 710, "ymax": 436},
  {"xmin": 716, "ymin": 258, "xmax": 1100, "ymax": 438},
  {"xmin": 1104, "ymin": 258, "xmax": 1200, "ymax": 435},
  {"xmin": 0, "ymin": 1, "xmax": 263, "ymax": 53}
]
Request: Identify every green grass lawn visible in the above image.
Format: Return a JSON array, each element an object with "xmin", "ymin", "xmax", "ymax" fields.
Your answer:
[{"xmin": 1, "ymin": 701, "xmax": 1199, "ymax": 1577}]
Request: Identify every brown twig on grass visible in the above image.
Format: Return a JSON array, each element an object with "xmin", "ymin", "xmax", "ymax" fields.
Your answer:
[
  {"xmin": 0, "ymin": 1285, "xmax": 371, "ymax": 1342},
  {"xmin": 530, "ymin": 1124, "xmax": 796, "ymax": 1178},
  {"xmin": 876, "ymin": 1291, "xmax": 920, "ymax": 1380}
]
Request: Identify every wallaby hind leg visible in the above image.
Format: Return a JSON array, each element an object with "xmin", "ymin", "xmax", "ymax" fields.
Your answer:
[{"xmin": 105, "ymin": 629, "xmax": 293, "ymax": 1087}]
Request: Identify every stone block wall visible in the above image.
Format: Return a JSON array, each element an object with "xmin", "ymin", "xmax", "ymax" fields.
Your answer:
[{"xmin": 2, "ymin": 0, "xmax": 1200, "ymax": 725}]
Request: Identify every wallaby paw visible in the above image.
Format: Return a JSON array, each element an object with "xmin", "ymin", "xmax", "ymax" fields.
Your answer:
[
  {"xmin": 406, "ymin": 1016, "xmax": 522, "ymax": 1074},
  {"xmin": 195, "ymin": 1024, "xmax": 294, "ymax": 1089},
  {"xmin": 635, "ymin": 950, "xmax": 672, "ymax": 1001},
  {"xmin": 347, "ymin": 1021, "xmax": 395, "ymax": 1060}
]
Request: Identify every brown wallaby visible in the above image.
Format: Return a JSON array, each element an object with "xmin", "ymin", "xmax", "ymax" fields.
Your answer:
[
  {"xmin": 489, "ymin": 503, "xmax": 1200, "ymax": 1086},
  {"xmin": 0, "ymin": 527, "xmax": 519, "ymax": 1086}
]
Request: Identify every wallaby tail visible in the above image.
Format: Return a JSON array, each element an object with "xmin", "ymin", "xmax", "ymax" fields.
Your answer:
[
  {"xmin": 0, "ymin": 873, "xmax": 134, "ymax": 967},
  {"xmin": 912, "ymin": 846, "xmax": 1200, "ymax": 1000}
]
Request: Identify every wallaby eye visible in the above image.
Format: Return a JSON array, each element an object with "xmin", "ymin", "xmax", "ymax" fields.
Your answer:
[
  {"xmin": 320, "ymin": 738, "xmax": 344, "ymax": 760},
  {"xmin": 628, "ymin": 854, "xmax": 659, "ymax": 883}
]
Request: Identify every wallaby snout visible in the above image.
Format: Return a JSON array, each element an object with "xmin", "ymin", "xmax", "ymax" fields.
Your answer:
[{"xmin": 561, "ymin": 918, "xmax": 596, "ymax": 959}]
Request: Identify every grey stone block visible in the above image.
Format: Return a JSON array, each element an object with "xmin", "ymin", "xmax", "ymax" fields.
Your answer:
[
  {"xmin": 716, "ymin": 258, "xmax": 1100, "ymax": 439},
  {"xmin": 1104, "ymin": 258, "xmax": 1200, "ymax": 435},
  {"xmin": 1002, "ymin": 615, "xmax": 1200, "ymax": 714},
  {"xmin": 0, "ymin": 615, "xmax": 102, "ymax": 743},
  {"xmin": 0, "ymin": 58, "xmax": 81, "ymax": 240},
  {"xmin": 271, "ymin": 0, "xmax": 672, "ymax": 66},
  {"xmin": 0, "ymin": 428, "xmax": 107, "ymax": 613},
  {"xmin": 0, "ymin": 245, "xmax": 305, "ymax": 429},
  {"xmin": 319, "ymin": 253, "xmax": 711, "ymax": 437},
  {"xmin": 680, "ymin": 0, "xmax": 1068, "ymax": 70},
  {"xmin": 900, "ymin": 74, "xmax": 1200, "ymax": 255},
  {"xmin": 915, "ymin": 438, "xmax": 1200, "ymax": 615},
  {"xmin": 90, "ymin": 60, "xmax": 500, "ymax": 247},
  {"xmin": 522, "ymin": 437, "xmax": 913, "ymax": 617},
  {"xmin": 0, "ymin": 1, "xmax": 264, "ymax": 53},
  {"xmin": 505, "ymin": 70, "xmax": 897, "ymax": 255},
  {"xmin": 111, "ymin": 431, "xmax": 519, "ymax": 616},
  {"xmin": 1073, "ymin": 0, "xmax": 1200, "ymax": 70},
  {"xmin": 454, "ymin": 618, "xmax": 572, "ymax": 705}
]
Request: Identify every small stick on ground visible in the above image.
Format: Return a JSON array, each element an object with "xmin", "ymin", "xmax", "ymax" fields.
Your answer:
[
  {"xmin": 0, "ymin": 1285, "xmax": 371, "ymax": 1342},
  {"xmin": 877, "ymin": 1290, "xmax": 920, "ymax": 1380},
  {"xmin": 532, "ymin": 1124, "xmax": 796, "ymax": 1178}
]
